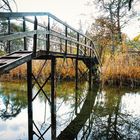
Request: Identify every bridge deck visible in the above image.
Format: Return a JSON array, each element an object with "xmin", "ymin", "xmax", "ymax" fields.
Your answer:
[
  {"xmin": 36, "ymin": 50, "xmax": 96, "ymax": 60},
  {"xmin": 0, "ymin": 50, "xmax": 97, "ymax": 74},
  {"xmin": 0, "ymin": 51, "xmax": 32, "ymax": 74}
]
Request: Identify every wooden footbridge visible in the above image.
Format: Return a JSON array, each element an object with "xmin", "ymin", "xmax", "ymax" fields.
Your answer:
[{"xmin": 0, "ymin": 12, "xmax": 100, "ymax": 140}]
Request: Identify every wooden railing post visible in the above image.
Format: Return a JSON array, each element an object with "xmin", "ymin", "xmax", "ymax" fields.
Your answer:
[
  {"xmin": 23, "ymin": 17, "xmax": 27, "ymax": 50},
  {"xmin": 84, "ymin": 38, "xmax": 87, "ymax": 56},
  {"xmin": 77, "ymin": 33, "xmax": 79, "ymax": 57},
  {"xmin": 33, "ymin": 16, "xmax": 37, "ymax": 56},
  {"xmin": 65, "ymin": 26, "xmax": 68, "ymax": 54},
  {"xmin": 90, "ymin": 41, "xmax": 92, "ymax": 57},
  {"xmin": 47, "ymin": 15, "xmax": 50, "ymax": 52},
  {"xmin": 7, "ymin": 18, "xmax": 11, "ymax": 53},
  {"xmin": 75, "ymin": 33, "xmax": 79, "ymax": 89}
]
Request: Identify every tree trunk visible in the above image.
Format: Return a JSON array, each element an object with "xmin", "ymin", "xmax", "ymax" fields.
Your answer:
[
  {"xmin": 109, "ymin": 4, "xmax": 115, "ymax": 54},
  {"xmin": 117, "ymin": 0, "xmax": 122, "ymax": 43}
]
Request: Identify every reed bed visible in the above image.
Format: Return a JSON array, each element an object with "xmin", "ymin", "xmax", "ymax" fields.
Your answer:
[
  {"xmin": 0, "ymin": 58, "xmax": 87, "ymax": 81},
  {"xmin": 1, "ymin": 51, "xmax": 139, "ymax": 87},
  {"xmin": 101, "ymin": 52, "xmax": 140, "ymax": 87}
]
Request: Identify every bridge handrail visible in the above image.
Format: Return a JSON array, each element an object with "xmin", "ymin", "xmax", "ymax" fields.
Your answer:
[
  {"xmin": 0, "ymin": 12, "xmax": 90, "ymax": 40},
  {"xmin": 0, "ymin": 30, "xmax": 94, "ymax": 50},
  {"xmin": 0, "ymin": 12, "xmax": 100, "ymax": 65}
]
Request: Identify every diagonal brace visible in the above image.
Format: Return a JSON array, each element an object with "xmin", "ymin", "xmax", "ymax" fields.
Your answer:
[{"xmin": 32, "ymin": 74, "xmax": 51, "ymax": 104}]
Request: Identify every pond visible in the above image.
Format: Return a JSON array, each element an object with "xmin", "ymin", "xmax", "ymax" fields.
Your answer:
[{"xmin": 0, "ymin": 81, "xmax": 140, "ymax": 140}]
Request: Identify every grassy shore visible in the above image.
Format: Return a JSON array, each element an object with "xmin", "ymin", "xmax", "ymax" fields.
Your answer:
[{"xmin": 0, "ymin": 52, "xmax": 139, "ymax": 87}]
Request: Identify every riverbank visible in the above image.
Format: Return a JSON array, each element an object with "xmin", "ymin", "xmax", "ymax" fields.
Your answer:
[{"xmin": 0, "ymin": 52, "xmax": 139, "ymax": 87}]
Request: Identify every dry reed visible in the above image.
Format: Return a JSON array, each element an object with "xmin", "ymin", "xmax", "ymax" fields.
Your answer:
[
  {"xmin": 101, "ymin": 52, "xmax": 140, "ymax": 87},
  {"xmin": 0, "ymin": 59, "xmax": 87, "ymax": 81}
]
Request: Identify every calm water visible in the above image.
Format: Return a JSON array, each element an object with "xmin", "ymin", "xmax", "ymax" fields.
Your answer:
[{"xmin": 0, "ymin": 81, "xmax": 140, "ymax": 140}]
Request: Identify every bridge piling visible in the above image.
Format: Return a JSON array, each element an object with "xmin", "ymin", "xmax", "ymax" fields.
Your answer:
[
  {"xmin": 75, "ymin": 59, "xmax": 78, "ymax": 90},
  {"xmin": 89, "ymin": 60, "xmax": 92, "ymax": 90},
  {"xmin": 51, "ymin": 56, "xmax": 57, "ymax": 140},
  {"xmin": 27, "ymin": 57, "xmax": 57, "ymax": 140},
  {"xmin": 27, "ymin": 60, "xmax": 33, "ymax": 140}
]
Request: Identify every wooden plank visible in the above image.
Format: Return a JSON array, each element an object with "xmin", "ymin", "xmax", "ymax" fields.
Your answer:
[
  {"xmin": 0, "ymin": 58, "xmax": 20, "ymax": 64},
  {"xmin": 0, "ymin": 51, "xmax": 33, "ymax": 74}
]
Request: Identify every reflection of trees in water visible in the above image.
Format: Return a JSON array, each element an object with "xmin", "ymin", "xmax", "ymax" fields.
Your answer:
[
  {"xmin": 56, "ymin": 86, "xmax": 140, "ymax": 140},
  {"xmin": 0, "ymin": 82, "xmax": 27, "ymax": 120},
  {"xmin": 56, "ymin": 82, "xmax": 89, "ymax": 129},
  {"xmin": 32, "ymin": 81, "xmax": 89, "ymax": 137},
  {"xmin": 38, "ymin": 81, "xmax": 88, "ymax": 129},
  {"xmin": 89, "ymin": 87, "xmax": 140, "ymax": 140}
]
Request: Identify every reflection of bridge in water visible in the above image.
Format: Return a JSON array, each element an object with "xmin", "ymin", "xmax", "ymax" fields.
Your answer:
[{"xmin": 0, "ymin": 12, "xmax": 100, "ymax": 140}]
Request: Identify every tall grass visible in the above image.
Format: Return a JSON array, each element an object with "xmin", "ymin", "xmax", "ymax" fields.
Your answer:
[
  {"xmin": 101, "ymin": 52, "xmax": 140, "ymax": 87},
  {"xmin": 1, "ymin": 51, "xmax": 139, "ymax": 87},
  {"xmin": 0, "ymin": 59, "xmax": 87, "ymax": 82}
]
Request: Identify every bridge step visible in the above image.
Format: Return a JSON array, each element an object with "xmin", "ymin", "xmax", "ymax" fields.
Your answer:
[{"xmin": 0, "ymin": 51, "xmax": 33, "ymax": 74}]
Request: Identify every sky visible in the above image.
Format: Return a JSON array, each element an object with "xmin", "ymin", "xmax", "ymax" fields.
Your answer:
[
  {"xmin": 11, "ymin": 0, "xmax": 140, "ymax": 39},
  {"xmin": 15, "ymin": 0, "xmax": 96, "ymax": 31}
]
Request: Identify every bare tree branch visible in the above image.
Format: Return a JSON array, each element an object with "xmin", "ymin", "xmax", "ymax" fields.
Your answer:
[
  {"xmin": 0, "ymin": 0, "xmax": 18, "ymax": 12},
  {"xmin": 2, "ymin": 0, "xmax": 12, "ymax": 12}
]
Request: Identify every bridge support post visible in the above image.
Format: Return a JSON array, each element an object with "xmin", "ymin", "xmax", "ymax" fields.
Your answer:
[
  {"xmin": 51, "ymin": 56, "xmax": 56, "ymax": 140},
  {"xmin": 75, "ymin": 90, "xmax": 78, "ymax": 115},
  {"xmin": 27, "ymin": 60, "xmax": 33, "ymax": 140},
  {"xmin": 26, "ymin": 58, "xmax": 57, "ymax": 140},
  {"xmin": 89, "ymin": 60, "xmax": 92, "ymax": 90},
  {"xmin": 75, "ymin": 59, "xmax": 78, "ymax": 90}
]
